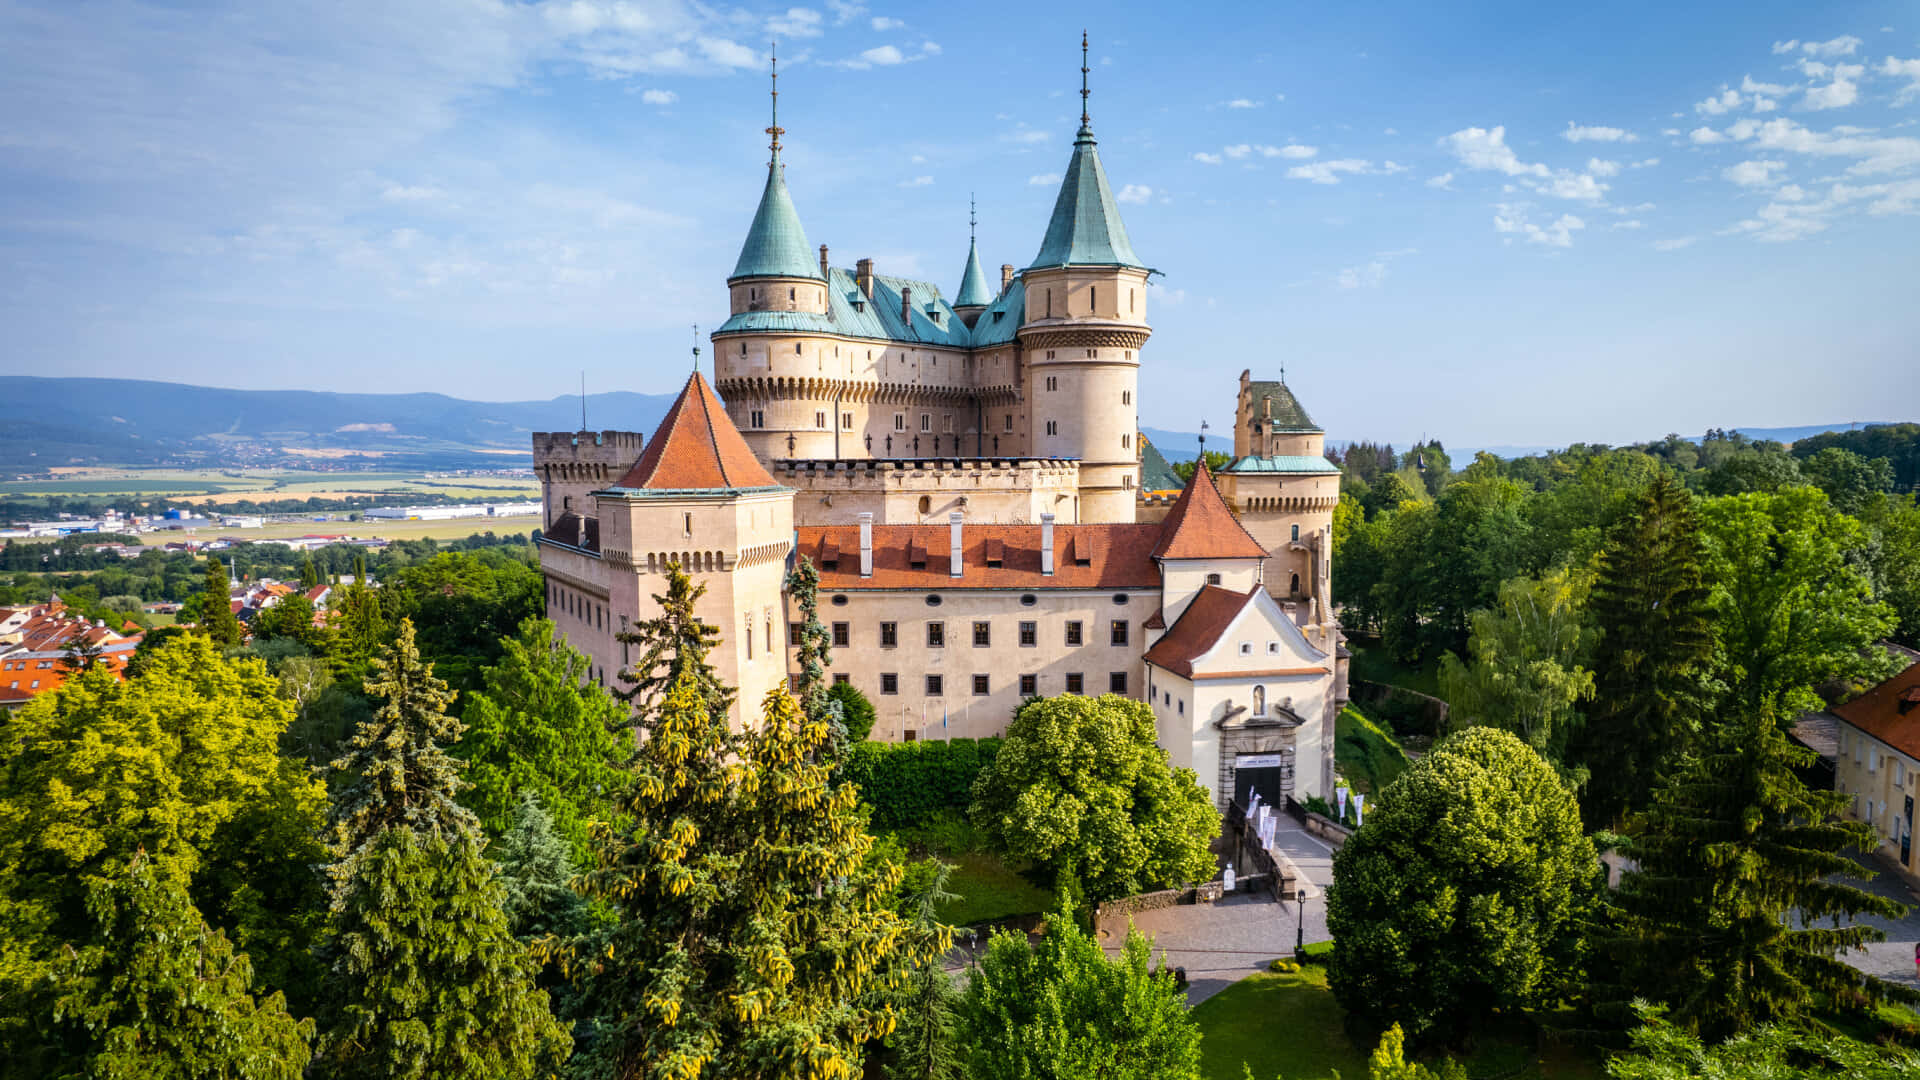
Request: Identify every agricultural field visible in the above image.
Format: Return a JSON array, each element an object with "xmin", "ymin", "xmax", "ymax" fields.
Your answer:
[
  {"xmin": 0, "ymin": 466, "xmax": 539, "ymax": 504},
  {"xmin": 132, "ymin": 516, "xmax": 541, "ymax": 546}
]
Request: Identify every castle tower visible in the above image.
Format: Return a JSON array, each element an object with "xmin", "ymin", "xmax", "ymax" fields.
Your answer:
[
  {"xmin": 1018, "ymin": 34, "xmax": 1152, "ymax": 524},
  {"xmin": 1215, "ymin": 370, "xmax": 1342, "ymax": 626},
  {"xmin": 531, "ymin": 430, "xmax": 646, "ymax": 533},
  {"xmin": 953, "ymin": 199, "xmax": 993, "ymax": 329}
]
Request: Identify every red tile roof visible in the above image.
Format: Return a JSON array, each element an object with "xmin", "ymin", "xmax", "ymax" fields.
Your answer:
[
  {"xmin": 615, "ymin": 371, "xmax": 777, "ymax": 491},
  {"xmin": 1142, "ymin": 585, "xmax": 1260, "ymax": 678},
  {"xmin": 1834, "ymin": 659, "xmax": 1920, "ymax": 760},
  {"xmin": 802, "ymin": 523, "xmax": 1162, "ymax": 590},
  {"xmin": 1151, "ymin": 461, "xmax": 1269, "ymax": 561}
]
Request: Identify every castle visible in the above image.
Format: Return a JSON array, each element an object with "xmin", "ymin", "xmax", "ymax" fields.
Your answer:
[{"xmin": 533, "ymin": 43, "xmax": 1348, "ymax": 810}]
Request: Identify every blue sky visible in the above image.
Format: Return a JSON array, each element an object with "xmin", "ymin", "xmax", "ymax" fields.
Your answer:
[{"xmin": 2, "ymin": 0, "xmax": 1916, "ymax": 450}]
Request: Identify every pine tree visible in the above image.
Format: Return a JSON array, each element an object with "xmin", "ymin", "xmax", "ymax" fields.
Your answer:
[
  {"xmin": 1611, "ymin": 709, "xmax": 1912, "ymax": 1039},
  {"xmin": 317, "ymin": 827, "xmax": 572, "ymax": 1080},
  {"xmin": 455, "ymin": 616, "xmax": 629, "ymax": 866},
  {"xmin": 786, "ymin": 555, "xmax": 834, "ymax": 727},
  {"xmin": 301, "ymin": 554, "xmax": 321, "ymax": 590},
  {"xmin": 569, "ymin": 676, "xmax": 918, "ymax": 1079},
  {"xmin": 1572, "ymin": 473, "xmax": 1716, "ymax": 830},
  {"xmin": 48, "ymin": 851, "xmax": 313, "ymax": 1079},
  {"xmin": 199, "ymin": 556, "xmax": 244, "ymax": 647},
  {"xmin": 327, "ymin": 618, "xmax": 473, "ymax": 890},
  {"xmin": 494, "ymin": 790, "xmax": 588, "ymax": 942},
  {"xmin": 612, "ymin": 560, "xmax": 734, "ymax": 720},
  {"xmin": 887, "ymin": 860, "xmax": 961, "ymax": 1080}
]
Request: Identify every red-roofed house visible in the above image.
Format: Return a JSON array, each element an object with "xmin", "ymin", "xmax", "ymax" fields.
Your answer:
[
  {"xmin": 0, "ymin": 607, "xmax": 140, "ymax": 709},
  {"xmin": 1832, "ymin": 653, "xmax": 1920, "ymax": 879}
]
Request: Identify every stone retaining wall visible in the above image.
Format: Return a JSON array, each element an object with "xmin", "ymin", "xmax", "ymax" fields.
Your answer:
[{"xmin": 1094, "ymin": 881, "xmax": 1225, "ymax": 922}]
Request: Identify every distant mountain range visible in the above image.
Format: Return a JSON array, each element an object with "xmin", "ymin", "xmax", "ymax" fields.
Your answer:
[
  {"xmin": 0, "ymin": 377, "xmax": 678, "ymax": 472},
  {"xmin": 0, "ymin": 376, "xmax": 1900, "ymax": 474},
  {"xmin": 1143, "ymin": 423, "xmax": 1905, "ymax": 463}
]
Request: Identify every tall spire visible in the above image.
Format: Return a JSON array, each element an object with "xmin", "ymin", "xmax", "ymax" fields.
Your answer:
[
  {"xmin": 766, "ymin": 42, "xmax": 784, "ymax": 160},
  {"xmin": 954, "ymin": 196, "xmax": 992, "ymax": 309},
  {"xmin": 1079, "ymin": 29, "xmax": 1091, "ymax": 130},
  {"xmin": 731, "ymin": 44, "xmax": 820, "ymax": 281},
  {"xmin": 1027, "ymin": 33, "xmax": 1145, "ymax": 270}
]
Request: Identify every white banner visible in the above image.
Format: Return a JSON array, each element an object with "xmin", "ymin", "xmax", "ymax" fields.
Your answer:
[
  {"xmin": 1351, "ymin": 793, "xmax": 1366, "ymax": 827},
  {"xmin": 1336, "ymin": 787, "xmax": 1350, "ymax": 818}
]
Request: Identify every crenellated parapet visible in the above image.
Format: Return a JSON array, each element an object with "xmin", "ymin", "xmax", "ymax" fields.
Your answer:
[
  {"xmin": 775, "ymin": 456, "xmax": 1082, "ymax": 526},
  {"xmin": 531, "ymin": 429, "xmax": 645, "ymax": 531}
]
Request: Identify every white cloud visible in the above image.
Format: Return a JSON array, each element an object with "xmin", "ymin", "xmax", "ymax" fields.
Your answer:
[
  {"xmin": 1587, "ymin": 157, "xmax": 1621, "ymax": 177},
  {"xmin": 1741, "ymin": 116, "xmax": 1920, "ymax": 175},
  {"xmin": 1539, "ymin": 172, "xmax": 1610, "ymax": 202},
  {"xmin": 1612, "ymin": 220, "xmax": 1645, "ymax": 230},
  {"xmin": 1563, "ymin": 122, "xmax": 1637, "ymax": 143},
  {"xmin": 1723, "ymin": 159, "xmax": 1787, "ymax": 187},
  {"xmin": 1286, "ymin": 159, "xmax": 1379, "ymax": 184},
  {"xmin": 1690, "ymin": 126, "xmax": 1728, "ymax": 144},
  {"xmin": 1116, "ymin": 184, "xmax": 1152, "ymax": 204},
  {"xmin": 1271, "ymin": 144, "xmax": 1317, "ymax": 159},
  {"xmin": 1224, "ymin": 143, "xmax": 1253, "ymax": 159},
  {"xmin": 381, "ymin": 184, "xmax": 445, "ymax": 203},
  {"xmin": 639, "ymin": 88, "xmax": 676, "ymax": 105},
  {"xmin": 1742, "ymin": 74, "xmax": 1792, "ymax": 95},
  {"xmin": 827, "ymin": 0, "xmax": 866, "ymax": 23},
  {"xmin": 1884, "ymin": 57, "xmax": 1920, "ymax": 102},
  {"xmin": 1722, "ymin": 178, "xmax": 1920, "ymax": 241},
  {"xmin": 1336, "ymin": 261, "xmax": 1388, "ymax": 289},
  {"xmin": 1653, "ymin": 236, "xmax": 1696, "ymax": 251},
  {"xmin": 765, "ymin": 7, "xmax": 824, "ymax": 38},
  {"xmin": 861, "ymin": 44, "xmax": 903, "ymax": 65},
  {"xmin": 1192, "ymin": 152, "xmax": 1222, "ymax": 165},
  {"xmin": 1274, "ymin": 93, "xmax": 1286, "ymax": 102},
  {"xmin": 899, "ymin": 175, "xmax": 932, "ymax": 187},
  {"xmin": 1441, "ymin": 126, "xmax": 1549, "ymax": 177},
  {"xmin": 1493, "ymin": 203, "xmax": 1586, "ymax": 247},
  {"xmin": 1226, "ymin": 98, "xmax": 1258, "ymax": 109},
  {"xmin": 1695, "ymin": 88, "xmax": 1743, "ymax": 115},
  {"xmin": 1630, "ymin": 157, "xmax": 1661, "ymax": 168},
  {"xmin": 1028, "ymin": 173, "xmax": 1060, "ymax": 185},
  {"xmin": 870, "ymin": 16, "xmax": 903, "ymax": 30},
  {"xmin": 1801, "ymin": 63, "xmax": 1863, "ymax": 110},
  {"xmin": 920, "ymin": 40, "xmax": 940, "ymax": 56},
  {"xmin": 827, "ymin": 39, "xmax": 939, "ymax": 69},
  {"xmin": 1425, "ymin": 172, "xmax": 1454, "ymax": 189},
  {"xmin": 1799, "ymin": 35, "xmax": 1863, "ymax": 58}
]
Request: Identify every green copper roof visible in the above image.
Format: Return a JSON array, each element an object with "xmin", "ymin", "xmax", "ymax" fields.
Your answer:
[
  {"xmin": 731, "ymin": 157, "xmax": 821, "ymax": 281},
  {"xmin": 1028, "ymin": 125, "xmax": 1145, "ymax": 270},
  {"xmin": 1221, "ymin": 455, "xmax": 1342, "ymax": 475},
  {"xmin": 1138, "ymin": 434, "xmax": 1183, "ymax": 492},
  {"xmin": 714, "ymin": 267, "xmax": 993, "ymax": 348},
  {"xmin": 1243, "ymin": 381, "xmax": 1321, "ymax": 433},
  {"xmin": 954, "ymin": 238, "xmax": 994, "ymax": 308}
]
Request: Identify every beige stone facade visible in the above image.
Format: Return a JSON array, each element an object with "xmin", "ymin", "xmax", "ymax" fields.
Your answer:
[{"xmin": 1830, "ymin": 659, "xmax": 1920, "ymax": 882}]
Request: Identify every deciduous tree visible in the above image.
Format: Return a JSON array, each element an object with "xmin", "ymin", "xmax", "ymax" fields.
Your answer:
[{"xmin": 1438, "ymin": 568, "xmax": 1594, "ymax": 775}]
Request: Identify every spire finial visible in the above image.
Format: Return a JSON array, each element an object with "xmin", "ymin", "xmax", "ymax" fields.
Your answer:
[
  {"xmin": 766, "ymin": 43, "xmax": 784, "ymax": 159},
  {"xmin": 969, "ymin": 193, "xmax": 977, "ymax": 244},
  {"xmin": 1079, "ymin": 31, "xmax": 1090, "ymax": 128},
  {"xmin": 691, "ymin": 323, "xmax": 701, "ymax": 372}
]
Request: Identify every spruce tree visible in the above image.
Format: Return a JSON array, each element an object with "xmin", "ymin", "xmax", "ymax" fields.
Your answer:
[
  {"xmin": 570, "ymin": 677, "xmax": 918, "ymax": 1079},
  {"xmin": 494, "ymin": 790, "xmax": 588, "ymax": 942},
  {"xmin": 887, "ymin": 860, "xmax": 961, "ymax": 1080},
  {"xmin": 301, "ymin": 554, "xmax": 321, "ymax": 590},
  {"xmin": 199, "ymin": 556, "xmax": 244, "ymax": 647},
  {"xmin": 612, "ymin": 560, "xmax": 734, "ymax": 720},
  {"xmin": 317, "ymin": 828, "xmax": 572, "ymax": 1079},
  {"xmin": 786, "ymin": 555, "xmax": 834, "ymax": 727},
  {"xmin": 1611, "ymin": 709, "xmax": 1912, "ymax": 1039},
  {"xmin": 1572, "ymin": 473, "xmax": 1716, "ymax": 830},
  {"xmin": 48, "ymin": 852, "xmax": 313, "ymax": 1079},
  {"xmin": 327, "ymin": 617, "xmax": 473, "ymax": 890}
]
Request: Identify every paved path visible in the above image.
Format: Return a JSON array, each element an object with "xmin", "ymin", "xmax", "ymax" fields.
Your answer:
[{"xmin": 1831, "ymin": 851, "xmax": 1920, "ymax": 990}]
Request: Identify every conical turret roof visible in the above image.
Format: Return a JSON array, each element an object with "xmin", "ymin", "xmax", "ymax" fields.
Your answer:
[
  {"xmin": 954, "ymin": 238, "xmax": 994, "ymax": 307},
  {"xmin": 1028, "ymin": 123, "xmax": 1144, "ymax": 270},
  {"xmin": 731, "ymin": 155, "xmax": 821, "ymax": 281}
]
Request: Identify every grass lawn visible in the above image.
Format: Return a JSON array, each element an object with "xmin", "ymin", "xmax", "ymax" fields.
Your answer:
[
  {"xmin": 1192, "ymin": 967, "xmax": 1609, "ymax": 1080},
  {"xmin": 1335, "ymin": 705, "xmax": 1412, "ymax": 796},
  {"xmin": 936, "ymin": 850, "xmax": 1056, "ymax": 928},
  {"xmin": 1346, "ymin": 639, "xmax": 1444, "ymax": 699}
]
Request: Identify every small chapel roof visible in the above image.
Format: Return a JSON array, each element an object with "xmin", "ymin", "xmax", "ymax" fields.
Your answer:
[
  {"xmin": 611, "ymin": 371, "xmax": 780, "ymax": 492},
  {"xmin": 1151, "ymin": 460, "xmax": 1270, "ymax": 561}
]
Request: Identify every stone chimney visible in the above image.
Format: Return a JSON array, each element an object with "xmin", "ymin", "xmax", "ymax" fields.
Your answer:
[
  {"xmin": 1040, "ymin": 513, "xmax": 1055, "ymax": 576},
  {"xmin": 949, "ymin": 512, "xmax": 964, "ymax": 578},
  {"xmin": 856, "ymin": 258, "xmax": 875, "ymax": 298},
  {"xmin": 819, "ymin": 244, "xmax": 830, "ymax": 280},
  {"xmin": 859, "ymin": 512, "xmax": 873, "ymax": 578},
  {"xmin": 901, "ymin": 286, "xmax": 913, "ymax": 324},
  {"xmin": 1000, "ymin": 264, "xmax": 1015, "ymax": 292}
]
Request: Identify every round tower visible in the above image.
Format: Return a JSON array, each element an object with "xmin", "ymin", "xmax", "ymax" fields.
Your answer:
[{"xmin": 1019, "ymin": 34, "xmax": 1152, "ymax": 524}]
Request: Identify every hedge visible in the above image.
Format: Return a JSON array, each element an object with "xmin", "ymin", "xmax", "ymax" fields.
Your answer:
[{"xmin": 844, "ymin": 737, "xmax": 1003, "ymax": 831}]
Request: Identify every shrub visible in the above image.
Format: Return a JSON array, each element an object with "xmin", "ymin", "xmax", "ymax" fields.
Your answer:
[{"xmin": 844, "ymin": 738, "xmax": 1003, "ymax": 832}]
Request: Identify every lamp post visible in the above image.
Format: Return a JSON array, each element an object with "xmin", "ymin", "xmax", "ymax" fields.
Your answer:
[{"xmin": 1295, "ymin": 887, "xmax": 1310, "ymax": 959}]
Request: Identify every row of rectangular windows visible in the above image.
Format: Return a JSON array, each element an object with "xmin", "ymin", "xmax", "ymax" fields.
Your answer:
[
  {"xmin": 847, "ymin": 670, "xmax": 1128, "ymax": 697},
  {"xmin": 803, "ymin": 619, "xmax": 1128, "ymax": 649}
]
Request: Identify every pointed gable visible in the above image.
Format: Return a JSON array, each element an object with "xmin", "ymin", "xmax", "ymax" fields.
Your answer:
[
  {"xmin": 1029, "ymin": 124, "xmax": 1145, "ymax": 270},
  {"xmin": 1152, "ymin": 459, "xmax": 1268, "ymax": 561},
  {"xmin": 615, "ymin": 372, "xmax": 779, "ymax": 491}
]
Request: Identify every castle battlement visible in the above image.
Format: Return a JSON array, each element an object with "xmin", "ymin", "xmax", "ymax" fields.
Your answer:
[
  {"xmin": 776, "ymin": 456, "xmax": 1082, "ymax": 526},
  {"xmin": 531, "ymin": 430, "xmax": 645, "ymax": 457}
]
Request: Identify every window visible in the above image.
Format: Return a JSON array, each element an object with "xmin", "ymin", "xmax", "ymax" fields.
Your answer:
[
  {"xmin": 1291, "ymin": 524, "xmax": 1301, "ymax": 542},
  {"xmin": 1045, "ymin": 376, "xmax": 1057, "ymax": 391},
  {"xmin": 831, "ymin": 594, "xmax": 848, "ymax": 606},
  {"xmin": 893, "ymin": 413, "xmax": 905, "ymax": 431},
  {"xmin": 1020, "ymin": 593, "xmax": 1037, "ymax": 606},
  {"xmin": 973, "ymin": 621, "xmax": 991, "ymax": 647},
  {"xmin": 1090, "ymin": 286, "xmax": 1096, "ymax": 310},
  {"xmin": 790, "ymin": 624, "xmax": 804, "ymax": 646},
  {"xmin": 973, "ymin": 674, "xmax": 990, "ymax": 696},
  {"xmin": 745, "ymin": 615, "xmax": 753, "ymax": 658},
  {"xmin": 1109, "ymin": 671, "xmax": 1128, "ymax": 694},
  {"xmin": 1122, "ymin": 390, "xmax": 1131, "ymax": 405},
  {"xmin": 1020, "ymin": 674, "xmax": 1038, "ymax": 696},
  {"xmin": 833, "ymin": 672, "xmax": 850, "ymax": 685},
  {"xmin": 841, "ymin": 412, "xmax": 854, "ymax": 430},
  {"xmin": 920, "ymin": 414, "xmax": 932, "ymax": 432},
  {"xmin": 924, "ymin": 593, "xmax": 942, "ymax": 606},
  {"xmin": 1110, "ymin": 620, "xmax": 1128, "ymax": 646},
  {"xmin": 1268, "ymin": 641, "xmax": 1281, "ymax": 654},
  {"xmin": 1113, "ymin": 593, "xmax": 1130, "ymax": 604},
  {"xmin": 926, "ymin": 674, "xmax": 944, "ymax": 696},
  {"xmin": 944, "ymin": 414, "xmax": 954, "ymax": 433},
  {"xmin": 789, "ymin": 287, "xmax": 796, "ymax": 301},
  {"xmin": 1206, "ymin": 573, "xmax": 1221, "ymax": 585},
  {"xmin": 684, "ymin": 513, "xmax": 693, "ymax": 536},
  {"xmin": 880, "ymin": 621, "xmax": 898, "ymax": 647},
  {"xmin": 904, "ymin": 729, "xmax": 919, "ymax": 742},
  {"xmin": 1065, "ymin": 672, "xmax": 1084, "ymax": 694},
  {"xmin": 832, "ymin": 622, "xmax": 850, "ymax": 647},
  {"xmin": 766, "ymin": 615, "xmax": 773, "ymax": 653},
  {"xmin": 881, "ymin": 672, "xmax": 899, "ymax": 695},
  {"xmin": 927, "ymin": 622, "xmax": 945, "ymax": 648},
  {"xmin": 1019, "ymin": 621, "xmax": 1037, "ymax": 646},
  {"xmin": 1004, "ymin": 414, "xmax": 1014, "ymax": 432},
  {"xmin": 1240, "ymin": 642, "xmax": 1253, "ymax": 655},
  {"xmin": 1121, "ymin": 434, "xmax": 1130, "ymax": 449},
  {"xmin": 815, "ymin": 411, "xmax": 828, "ymax": 429},
  {"xmin": 750, "ymin": 410, "xmax": 765, "ymax": 428},
  {"xmin": 1066, "ymin": 621, "xmax": 1083, "ymax": 647},
  {"xmin": 1045, "ymin": 420, "xmax": 1057, "ymax": 436}
]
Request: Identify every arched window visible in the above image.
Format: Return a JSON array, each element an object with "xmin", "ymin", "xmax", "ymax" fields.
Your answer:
[
  {"xmin": 1291, "ymin": 524, "xmax": 1300, "ymax": 541},
  {"xmin": 1289, "ymin": 572, "xmax": 1301, "ymax": 598},
  {"xmin": 1252, "ymin": 686, "xmax": 1266, "ymax": 716},
  {"xmin": 918, "ymin": 495, "xmax": 932, "ymax": 514}
]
